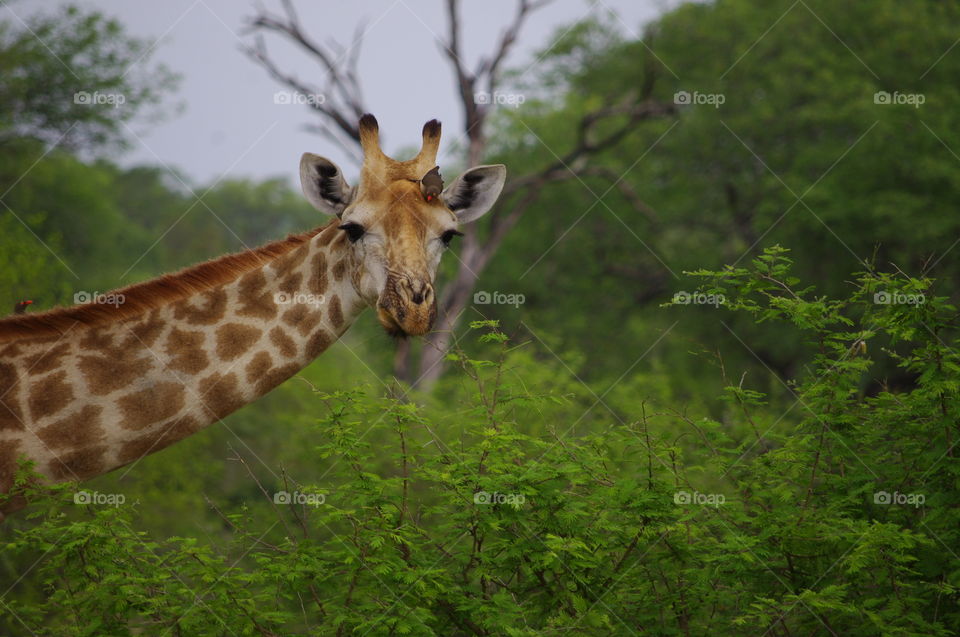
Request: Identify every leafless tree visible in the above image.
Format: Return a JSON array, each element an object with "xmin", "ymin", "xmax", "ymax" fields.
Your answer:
[{"xmin": 243, "ymin": 0, "xmax": 675, "ymax": 388}]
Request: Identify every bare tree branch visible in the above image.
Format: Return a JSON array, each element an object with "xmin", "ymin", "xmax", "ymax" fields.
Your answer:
[
  {"xmin": 243, "ymin": 2, "xmax": 367, "ymax": 153},
  {"xmin": 576, "ymin": 166, "xmax": 661, "ymax": 227},
  {"xmin": 438, "ymin": 0, "xmax": 557, "ymax": 168},
  {"xmin": 478, "ymin": 0, "xmax": 555, "ymax": 93}
]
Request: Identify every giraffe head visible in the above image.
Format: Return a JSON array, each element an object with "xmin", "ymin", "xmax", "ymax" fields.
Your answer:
[{"xmin": 299, "ymin": 114, "xmax": 506, "ymax": 337}]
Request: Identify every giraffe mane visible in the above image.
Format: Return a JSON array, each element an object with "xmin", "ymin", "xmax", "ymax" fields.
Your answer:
[{"xmin": 0, "ymin": 225, "xmax": 327, "ymax": 343}]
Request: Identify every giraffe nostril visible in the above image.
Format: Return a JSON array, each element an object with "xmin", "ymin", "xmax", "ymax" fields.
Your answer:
[{"xmin": 399, "ymin": 278, "xmax": 432, "ymax": 305}]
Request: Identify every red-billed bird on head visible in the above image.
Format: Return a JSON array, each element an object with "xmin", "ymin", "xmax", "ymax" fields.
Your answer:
[
  {"xmin": 420, "ymin": 166, "xmax": 443, "ymax": 202},
  {"xmin": 13, "ymin": 300, "xmax": 32, "ymax": 315}
]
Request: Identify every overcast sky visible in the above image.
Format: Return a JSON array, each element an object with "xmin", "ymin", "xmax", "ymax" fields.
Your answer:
[{"xmin": 12, "ymin": 0, "xmax": 678, "ymax": 186}]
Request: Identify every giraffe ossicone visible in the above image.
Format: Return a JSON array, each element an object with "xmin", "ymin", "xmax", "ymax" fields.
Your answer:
[{"xmin": 0, "ymin": 114, "xmax": 507, "ymax": 519}]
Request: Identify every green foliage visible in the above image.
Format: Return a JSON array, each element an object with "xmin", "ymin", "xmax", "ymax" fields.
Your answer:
[
  {"xmin": 0, "ymin": 3, "xmax": 180, "ymax": 310},
  {"xmin": 5, "ymin": 255, "xmax": 959, "ymax": 635},
  {"xmin": 0, "ymin": 209, "xmax": 71, "ymax": 308},
  {"xmin": 0, "ymin": 4, "xmax": 178, "ymax": 150},
  {"xmin": 479, "ymin": 0, "xmax": 960, "ymax": 390}
]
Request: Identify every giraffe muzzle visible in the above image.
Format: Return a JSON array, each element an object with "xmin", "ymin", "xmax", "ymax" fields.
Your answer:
[{"xmin": 377, "ymin": 275, "xmax": 437, "ymax": 337}]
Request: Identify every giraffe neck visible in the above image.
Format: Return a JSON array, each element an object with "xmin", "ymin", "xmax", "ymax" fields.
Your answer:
[{"xmin": 0, "ymin": 220, "xmax": 364, "ymax": 497}]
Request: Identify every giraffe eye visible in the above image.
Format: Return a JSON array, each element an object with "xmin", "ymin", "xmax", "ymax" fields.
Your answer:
[
  {"xmin": 339, "ymin": 222, "xmax": 366, "ymax": 243},
  {"xmin": 441, "ymin": 230, "xmax": 463, "ymax": 247}
]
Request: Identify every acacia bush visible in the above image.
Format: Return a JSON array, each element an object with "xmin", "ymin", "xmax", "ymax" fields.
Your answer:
[{"xmin": 3, "ymin": 247, "xmax": 958, "ymax": 636}]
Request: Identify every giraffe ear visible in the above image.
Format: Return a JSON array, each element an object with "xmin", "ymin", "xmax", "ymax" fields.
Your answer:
[
  {"xmin": 299, "ymin": 153, "xmax": 355, "ymax": 216},
  {"xmin": 442, "ymin": 164, "xmax": 506, "ymax": 223}
]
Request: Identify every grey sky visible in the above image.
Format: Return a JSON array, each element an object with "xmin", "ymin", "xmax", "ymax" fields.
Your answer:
[{"xmin": 15, "ymin": 0, "xmax": 676, "ymax": 185}]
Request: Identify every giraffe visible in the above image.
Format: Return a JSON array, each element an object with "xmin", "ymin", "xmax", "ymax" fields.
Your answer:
[{"xmin": 0, "ymin": 114, "xmax": 506, "ymax": 518}]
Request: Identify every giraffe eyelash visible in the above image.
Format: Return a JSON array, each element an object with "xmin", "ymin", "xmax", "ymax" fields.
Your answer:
[
  {"xmin": 338, "ymin": 222, "xmax": 366, "ymax": 243},
  {"xmin": 440, "ymin": 230, "xmax": 463, "ymax": 247}
]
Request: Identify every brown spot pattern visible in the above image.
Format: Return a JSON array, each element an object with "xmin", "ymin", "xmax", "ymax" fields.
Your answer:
[
  {"xmin": 198, "ymin": 372, "xmax": 245, "ymax": 419},
  {"xmin": 173, "ymin": 288, "xmax": 228, "ymax": 325},
  {"xmin": 237, "ymin": 270, "xmax": 278, "ymax": 321},
  {"xmin": 36, "ymin": 405, "xmax": 105, "ymax": 450},
  {"xmin": 309, "ymin": 252, "xmax": 328, "ymax": 295},
  {"xmin": 23, "ymin": 342, "xmax": 71, "ymax": 376},
  {"xmin": 306, "ymin": 329, "xmax": 333, "ymax": 359},
  {"xmin": 296, "ymin": 310, "xmax": 323, "ymax": 337},
  {"xmin": 269, "ymin": 327, "xmax": 297, "ymax": 359},
  {"xmin": 0, "ymin": 222, "xmax": 370, "ymax": 494},
  {"xmin": 0, "ymin": 363, "xmax": 25, "ymax": 431},
  {"xmin": 0, "ymin": 439, "xmax": 23, "ymax": 494},
  {"xmin": 215, "ymin": 323, "xmax": 262, "ymax": 361},
  {"xmin": 80, "ymin": 328, "xmax": 115, "ymax": 350},
  {"xmin": 117, "ymin": 382, "xmax": 186, "ymax": 430},
  {"xmin": 117, "ymin": 415, "xmax": 201, "ymax": 464},
  {"xmin": 28, "ymin": 371, "xmax": 73, "ymax": 421},
  {"xmin": 246, "ymin": 351, "xmax": 273, "ymax": 384},
  {"xmin": 0, "ymin": 343, "xmax": 21, "ymax": 358},
  {"xmin": 164, "ymin": 328, "xmax": 209, "ymax": 375},
  {"xmin": 328, "ymin": 295, "xmax": 344, "ymax": 329},
  {"xmin": 254, "ymin": 363, "xmax": 301, "ymax": 396},
  {"xmin": 279, "ymin": 272, "xmax": 302, "ymax": 296},
  {"xmin": 332, "ymin": 258, "xmax": 348, "ymax": 281},
  {"xmin": 78, "ymin": 348, "xmax": 153, "ymax": 396},
  {"xmin": 275, "ymin": 243, "xmax": 310, "ymax": 278},
  {"xmin": 49, "ymin": 445, "xmax": 107, "ymax": 481},
  {"xmin": 282, "ymin": 304, "xmax": 308, "ymax": 327},
  {"xmin": 124, "ymin": 310, "xmax": 166, "ymax": 348}
]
